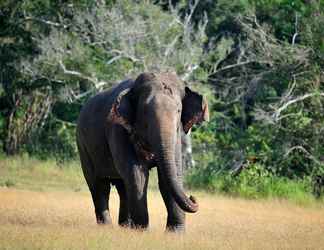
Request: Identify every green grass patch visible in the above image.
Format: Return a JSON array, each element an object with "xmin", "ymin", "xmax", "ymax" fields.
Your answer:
[
  {"xmin": 0, "ymin": 154, "xmax": 160, "ymax": 192},
  {"xmin": 185, "ymin": 163, "xmax": 323, "ymax": 206},
  {"xmin": 0, "ymin": 154, "xmax": 86, "ymax": 192},
  {"xmin": 1, "ymin": 155, "xmax": 322, "ymax": 206}
]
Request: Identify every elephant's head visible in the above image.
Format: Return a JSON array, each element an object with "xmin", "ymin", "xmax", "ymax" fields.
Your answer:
[{"xmin": 109, "ymin": 72, "xmax": 209, "ymax": 213}]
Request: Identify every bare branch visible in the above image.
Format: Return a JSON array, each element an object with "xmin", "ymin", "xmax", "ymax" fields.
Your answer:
[
  {"xmin": 274, "ymin": 92, "xmax": 324, "ymax": 121},
  {"xmin": 106, "ymin": 55, "xmax": 123, "ymax": 65},
  {"xmin": 182, "ymin": 64, "xmax": 199, "ymax": 81},
  {"xmin": 69, "ymin": 88, "xmax": 94, "ymax": 101},
  {"xmin": 58, "ymin": 60, "xmax": 108, "ymax": 90},
  {"xmin": 284, "ymin": 146, "xmax": 324, "ymax": 166},
  {"xmin": 292, "ymin": 12, "xmax": 299, "ymax": 45},
  {"xmin": 282, "ymin": 75, "xmax": 297, "ymax": 103},
  {"xmin": 213, "ymin": 60, "xmax": 271, "ymax": 75},
  {"xmin": 256, "ymin": 91, "xmax": 324, "ymax": 124},
  {"xmin": 109, "ymin": 49, "xmax": 141, "ymax": 63},
  {"xmin": 184, "ymin": 0, "xmax": 201, "ymax": 29},
  {"xmin": 162, "ymin": 35, "xmax": 180, "ymax": 66},
  {"xmin": 25, "ymin": 16, "xmax": 69, "ymax": 29}
]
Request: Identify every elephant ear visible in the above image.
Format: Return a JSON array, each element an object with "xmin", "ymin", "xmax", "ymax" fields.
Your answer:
[
  {"xmin": 107, "ymin": 73, "xmax": 154, "ymax": 133},
  {"xmin": 107, "ymin": 88, "xmax": 135, "ymax": 134},
  {"xmin": 181, "ymin": 87, "xmax": 209, "ymax": 134}
]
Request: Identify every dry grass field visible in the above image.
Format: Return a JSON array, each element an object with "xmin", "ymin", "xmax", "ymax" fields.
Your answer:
[
  {"xmin": 0, "ymin": 157, "xmax": 324, "ymax": 249},
  {"xmin": 1, "ymin": 187, "xmax": 324, "ymax": 250}
]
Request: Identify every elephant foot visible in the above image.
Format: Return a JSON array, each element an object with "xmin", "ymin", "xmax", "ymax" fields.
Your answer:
[
  {"xmin": 128, "ymin": 211, "xmax": 149, "ymax": 230},
  {"xmin": 118, "ymin": 219, "xmax": 131, "ymax": 228},
  {"xmin": 128, "ymin": 219, "xmax": 149, "ymax": 231},
  {"xmin": 131, "ymin": 225, "xmax": 149, "ymax": 231},
  {"xmin": 130, "ymin": 223, "xmax": 149, "ymax": 231},
  {"xmin": 166, "ymin": 224, "xmax": 185, "ymax": 233},
  {"xmin": 96, "ymin": 210, "xmax": 112, "ymax": 225}
]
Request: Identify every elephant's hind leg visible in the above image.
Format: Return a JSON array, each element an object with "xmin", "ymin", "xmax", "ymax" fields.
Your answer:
[
  {"xmin": 77, "ymin": 139, "xmax": 112, "ymax": 225},
  {"xmin": 90, "ymin": 178, "xmax": 112, "ymax": 225}
]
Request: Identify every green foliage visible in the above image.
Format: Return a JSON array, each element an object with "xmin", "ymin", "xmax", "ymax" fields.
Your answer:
[
  {"xmin": 4, "ymin": 179, "xmax": 15, "ymax": 188},
  {"xmin": 250, "ymin": 0, "xmax": 323, "ymax": 45},
  {"xmin": 187, "ymin": 0, "xmax": 324, "ymax": 199},
  {"xmin": 26, "ymin": 115, "xmax": 78, "ymax": 163},
  {"xmin": 0, "ymin": 113, "xmax": 5, "ymax": 151},
  {"xmin": 186, "ymin": 163, "xmax": 316, "ymax": 204},
  {"xmin": 0, "ymin": 0, "xmax": 210, "ymax": 157}
]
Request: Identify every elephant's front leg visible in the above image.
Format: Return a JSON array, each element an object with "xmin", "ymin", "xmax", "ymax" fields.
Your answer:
[
  {"xmin": 114, "ymin": 179, "xmax": 130, "ymax": 226},
  {"xmin": 108, "ymin": 125, "xmax": 149, "ymax": 229},
  {"xmin": 91, "ymin": 178, "xmax": 112, "ymax": 225},
  {"xmin": 158, "ymin": 167, "xmax": 185, "ymax": 232},
  {"xmin": 126, "ymin": 163, "xmax": 149, "ymax": 229}
]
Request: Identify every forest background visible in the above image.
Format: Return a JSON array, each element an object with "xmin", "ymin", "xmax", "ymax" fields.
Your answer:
[{"xmin": 1, "ymin": 0, "xmax": 323, "ymax": 201}]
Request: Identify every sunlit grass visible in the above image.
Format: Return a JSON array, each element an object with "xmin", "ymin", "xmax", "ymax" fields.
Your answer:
[
  {"xmin": 0, "ymin": 155, "xmax": 160, "ymax": 192},
  {"xmin": 1, "ymin": 188, "xmax": 324, "ymax": 250},
  {"xmin": 1, "ymin": 156, "xmax": 324, "ymax": 249},
  {"xmin": 0, "ymin": 154, "xmax": 85, "ymax": 192}
]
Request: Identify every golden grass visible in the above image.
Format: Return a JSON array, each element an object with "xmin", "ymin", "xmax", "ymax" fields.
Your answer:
[{"xmin": 1, "ymin": 187, "xmax": 324, "ymax": 250}]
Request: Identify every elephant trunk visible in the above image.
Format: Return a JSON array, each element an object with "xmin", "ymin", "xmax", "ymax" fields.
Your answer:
[{"xmin": 154, "ymin": 119, "xmax": 198, "ymax": 213}]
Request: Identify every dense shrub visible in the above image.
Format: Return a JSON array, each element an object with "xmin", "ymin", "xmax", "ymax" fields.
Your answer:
[{"xmin": 186, "ymin": 162, "xmax": 315, "ymax": 203}]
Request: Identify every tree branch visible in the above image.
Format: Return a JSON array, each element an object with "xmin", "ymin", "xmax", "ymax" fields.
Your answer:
[
  {"xmin": 292, "ymin": 12, "xmax": 299, "ymax": 45},
  {"xmin": 58, "ymin": 60, "xmax": 108, "ymax": 89},
  {"xmin": 284, "ymin": 145, "xmax": 324, "ymax": 166},
  {"xmin": 213, "ymin": 60, "xmax": 270, "ymax": 75},
  {"xmin": 184, "ymin": 0, "xmax": 200, "ymax": 29},
  {"xmin": 25, "ymin": 16, "xmax": 69, "ymax": 29},
  {"xmin": 274, "ymin": 92, "xmax": 324, "ymax": 121},
  {"xmin": 182, "ymin": 64, "xmax": 199, "ymax": 81},
  {"xmin": 109, "ymin": 49, "xmax": 141, "ymax": 63}
]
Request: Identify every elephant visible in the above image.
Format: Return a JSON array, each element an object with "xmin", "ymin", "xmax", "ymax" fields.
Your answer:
[{"xmin": 76, "ymin": 71, "xmax": 209, "ymax": 231}]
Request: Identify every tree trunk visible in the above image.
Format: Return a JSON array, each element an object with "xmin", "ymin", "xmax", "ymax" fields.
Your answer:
[
  {"xmin": 181, "ymin": 130, "xmax": 195, "ymax": 171},
  {"xmin": 4, "ymin": 90, "xmax": 52, "ymax": 155}
]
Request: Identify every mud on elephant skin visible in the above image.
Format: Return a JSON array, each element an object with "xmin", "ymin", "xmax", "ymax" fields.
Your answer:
[{"xmin": 76, "ymin": 71, "xmax": 209, "ymax": 231}]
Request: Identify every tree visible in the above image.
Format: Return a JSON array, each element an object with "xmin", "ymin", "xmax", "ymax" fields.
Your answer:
[
  {"xmin": 192, "ymin": 10, "xmax": 323, "ymax": 180},
  {"xmin": 1, "ymin": 0, "xmax": 210, "ymax": 161}
]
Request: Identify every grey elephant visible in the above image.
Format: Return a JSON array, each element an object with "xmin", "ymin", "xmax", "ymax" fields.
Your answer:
[{"xmin": 76, "ymin": 72, "xmax": 209, "ymax": 231}]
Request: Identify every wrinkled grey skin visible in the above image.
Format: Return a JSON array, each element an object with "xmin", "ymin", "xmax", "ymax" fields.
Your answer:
[{"xmin": 76, "ymin": 72, "xmax": 209, "ymax": 231}]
